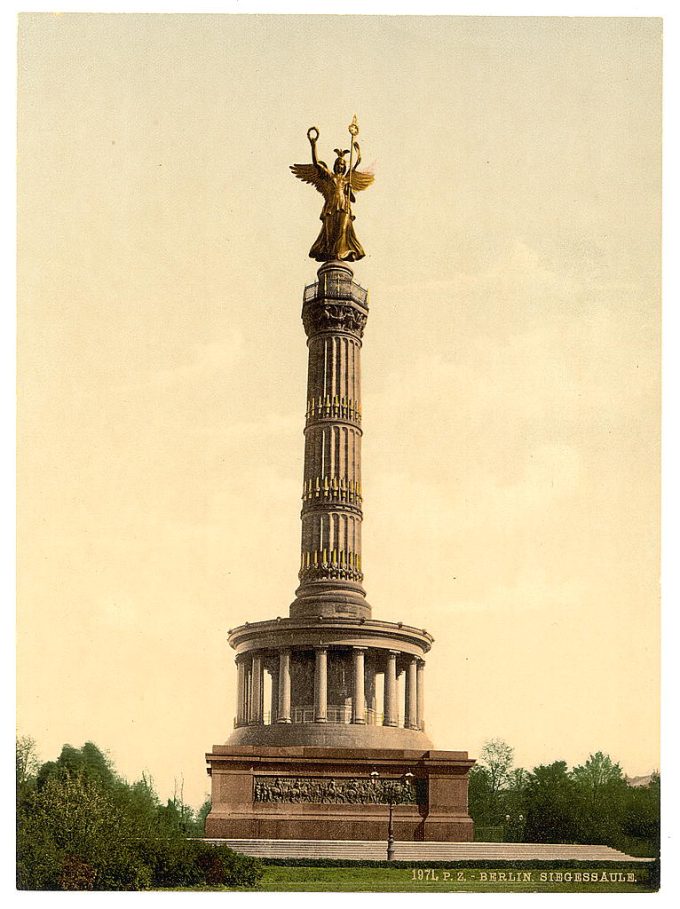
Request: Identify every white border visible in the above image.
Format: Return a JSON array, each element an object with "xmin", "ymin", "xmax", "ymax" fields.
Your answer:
[{"xmin": 4, "ymin": 2, "xmax": 677, "ymax": 906}]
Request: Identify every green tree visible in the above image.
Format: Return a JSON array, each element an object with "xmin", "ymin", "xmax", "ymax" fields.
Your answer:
[
  {"xmin": 16, "ymin": 735, "xmax": 40, "ymax": 787},
  {"xmin": 468, "ymin": 765, "xmax": 495, "ymax": 828},
  {"xmin": 114, "ymin": 774, "xmax": 163, "ymax": 839},
  {"xmin": 471, "ymin": 738, "xmax": 516, "ymax": 830},
  {"xmin": 572, "ymin": 752, "xmax": 624, "ymax": 791},
  {"xmin": 523, "ymin": 761, "xmax": 579, "ymax": 843},
  {"xmin": 622, "ymin": 773, "xmax": 660, "ymax": 856},
  {"xmin": 37, "ymin": 741, "xmax": 117, "ymax": 790},
  {"xmin": 164, "ymin": 776, "xmax": 196, "ymax": 835},
  {"xmin": 479, "ymin": 738, "xmax": 514, "ymax": 797},
  {"xmin": 471, "ymin": 741, "xmax": 660, "ymax": 852},
  {"xmin": 499, "ymin": 767, "xmax": 529, "ymax": 841},
  {"xmin": 571, "ymin": 752, "xmax": 628, "ymax": 846},
  {"xmin": 194, "ymin": 798, "xmax": 212, "ymax": 836},
  {"xmin": 16, "ymin": 735, "xmax": 40, "ymax": 804}
]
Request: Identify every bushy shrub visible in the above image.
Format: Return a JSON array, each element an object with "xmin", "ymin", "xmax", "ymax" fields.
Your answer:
[
  {"xmin": 58, "ymin": 856, "xmax": 97, "ymax": 891},
  {"xmin": 138, "ymin": 839, "xmax": 262, "ymax": 889},
  {"xmin": 137, "ymin": 838, "xmax": 202, "ymax": 888},
  {"xmin": 193, "ymin": 843, "xmax": 263, "ymax": 887},
  {"xmin": 16, "ymin": 739, "xmax": 262, "ymax": 890},
  {"xmin": 17, "ymin": 771, "xmax": 153, "ymax": 890}
]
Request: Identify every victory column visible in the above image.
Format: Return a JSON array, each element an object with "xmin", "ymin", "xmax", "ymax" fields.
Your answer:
[{"xmin": 205, "ymin": 119, "xmax": 474, "ymax": 844}]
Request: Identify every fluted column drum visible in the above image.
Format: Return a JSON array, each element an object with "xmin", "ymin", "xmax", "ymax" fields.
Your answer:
[{"xmin": 292, "ymin": 261, "xmax": 370, "ymax": 620}]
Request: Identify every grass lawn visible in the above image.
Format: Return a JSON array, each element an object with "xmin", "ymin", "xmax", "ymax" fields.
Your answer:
[{"xmin": 169, "ymin": 862, "xmax": 658, "ymax": 893}]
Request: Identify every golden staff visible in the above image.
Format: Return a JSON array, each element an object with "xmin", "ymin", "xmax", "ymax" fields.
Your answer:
[{"xmin": 346, "ymin": 114, "xmax": 359, "ymax": 216}]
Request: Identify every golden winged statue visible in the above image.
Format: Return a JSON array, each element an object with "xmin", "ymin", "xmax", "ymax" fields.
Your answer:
[{"xmin": 290, "ymin": 118, "xmax": 374, "ymax": 262}]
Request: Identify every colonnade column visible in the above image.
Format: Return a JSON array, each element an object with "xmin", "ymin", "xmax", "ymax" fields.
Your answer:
[
  {"xmin": 352, "ymin": 647, "xmax": 366, "ymax": 724},
  {"xmin": 236, "ymin": 657, "xmax": 247, "ymax": 726},
  {"xmin": 384, "ymin": 650, "xmax": 398, "ymax": 727},
  {"xmin": 314, "ymin": 647, "xmax": 328, "ymax": 723},
  {"xmin": 269, "ymin": 663, "xmax": 279, "ymax": 725},
  {"xmin": 277, "ymin": 649, "xmax": 292, "ymax": 723},
  {"xmin": 366, "ymin": 656, "xmax": 377, "ymax": 719},
  {"xmin": 250, "ymin": 652, "xmax": 263, "ymax": 724},
  {"xmin": 417, "ymin": 659, "xmax": 425, "ymax": 731},
  {"xmin": 406, "ymin": 656, "xmax": 418, "ymax": 730}
]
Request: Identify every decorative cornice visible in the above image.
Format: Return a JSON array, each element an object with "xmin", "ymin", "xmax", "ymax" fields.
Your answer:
[
  {"xmin": 226, "ymin": 616, "xmax": 435, "ymax": 657},
  {"xmin": 302, "ymin": 300, "xmax": 368, "ymax": 339},
  {"xmin": 299, "ymin": 565, "xmax": 364, "ymax": 584}
]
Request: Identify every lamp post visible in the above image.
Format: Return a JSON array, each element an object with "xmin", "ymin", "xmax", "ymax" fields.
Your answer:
[
  {"xmin": 504, "ymin": 813, "xmax": 525, "ymax": 843},
  {"xmin": 371, "ymin": 769, "xmax": 414, "ymax": 861}
]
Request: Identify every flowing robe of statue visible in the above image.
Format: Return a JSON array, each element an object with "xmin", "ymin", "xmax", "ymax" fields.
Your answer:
[
  {"xmin": 291, "ymin": 125, "xmax": 374, "ymax": 263},
  {"xmin": 310, "ymin": 168, "xmax": 364, "ymax": 262}
]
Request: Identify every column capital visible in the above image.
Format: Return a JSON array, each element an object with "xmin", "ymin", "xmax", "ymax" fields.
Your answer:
[{"xmin": 352, "ymin": 645, "xmax": 368, "ymax": 652}]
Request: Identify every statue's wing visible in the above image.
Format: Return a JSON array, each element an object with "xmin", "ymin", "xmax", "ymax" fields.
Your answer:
[
  {"xmin": 350, "ymin": 169, "xmax": 375, "ymax": 192},
  {"xmin": 290, "ymin": 163, "xmax": 328, "ymax": 193}
]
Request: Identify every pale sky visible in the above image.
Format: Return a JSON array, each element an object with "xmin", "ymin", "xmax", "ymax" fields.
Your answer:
[{"xmin": 17, "ymin": 13, "xmax": 660, "ymax": 807}]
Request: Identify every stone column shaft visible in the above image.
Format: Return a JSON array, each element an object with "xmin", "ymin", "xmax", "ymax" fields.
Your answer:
[
  {"xmin": 250, "ymin": 652, "xmax": 263, "ymax": 724},
  {"xmin": 277, "ymin": 649, "xmax": 292, "ymax": 723},
  {"xmin": 417, "ymin": 659, "xmax": 425, "ymax": 731},
  {"xmin": 292, "ymin": 263, "xmax": 370, "ymax": 621},
  {"xmin": 352, "ymin": 647, "xmax": 367, "ymax": 724},
  {"xmin": 236, "ymin": 658, "xmax": 247, "ymax": 726},
  {"xmin": 367, "ymin": 658, "xmax": 377, "ymax": 719},
  {"xmin": 244, "ymin": 659, "xmax": 252, "ymax": 724},
  {"xmin": 269, "ymin": 665, "xmax": 279, "ymax": 725},
  {"xmin": 314, "ymin": 647, "xmax": 328, "ymax": 723},
  {"xmin": 384, "ymin": 650, "xmax": 399, "ymax": 727},
  {"xmin": 406, "ymin": 656, "xmax": 419, "ymax": 730}
]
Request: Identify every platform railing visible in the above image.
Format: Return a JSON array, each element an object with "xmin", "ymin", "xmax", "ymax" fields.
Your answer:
[
  {"xmin": 303, "ymin": 276, "xmax": 368, "ymax": 306},
  {"xmin": 234, "ymin": 707, "xmax": 424, "ymax": 730}
]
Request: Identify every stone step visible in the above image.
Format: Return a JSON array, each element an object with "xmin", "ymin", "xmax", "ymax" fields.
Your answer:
[{"xmin": 204, "ymin": 839, "xmax": 652, "ymax": 863}]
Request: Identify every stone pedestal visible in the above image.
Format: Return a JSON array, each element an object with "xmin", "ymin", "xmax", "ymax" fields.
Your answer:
[{"xmin": 205, "ymin": 745, "xmax": 474, "ymax": 842}]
